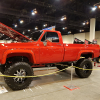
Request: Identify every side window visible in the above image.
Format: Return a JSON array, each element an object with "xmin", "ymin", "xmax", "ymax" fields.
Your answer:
[{"xmin": 41, "ymin": 32, "xmax": 59, "ymax": 42}]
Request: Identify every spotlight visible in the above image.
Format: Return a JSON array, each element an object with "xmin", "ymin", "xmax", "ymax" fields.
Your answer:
[
  {"xmin": 43, "ymin": 24, "xmax": 47, "ymax": 27},
  {"xmin": 92, "ymin": 6, "xmax": 97, "ymax": 11},
  {"xmin": 64, "ymin": 27, "xmax": 67, "ymax": 29},
  {"xmin": 68, "ymin": 31, "xmax": 71, "ymax": 34},
  {"xmin": 28, "ymin": 29, "xmax": 30, "ymax": 32},
  {"xmin": 35, "ymin": 26, "xmax": 38, "ymax": 30},
  {"xmin": 14, "ymin": 24, "xmax": 17, "ymax": 28},
  {"xmin": 61, "ymin": 15, "xmax": 67, "ymax": 21},
  {"xmin": 63, "ymin": 27, "xmax": 67, "ymax": 30},
  {"xmin": 99, "ymin": 6, "xmax": 100, "ymax": 8},
  {"xmin": 20, "ymin": 20, "xmax": 24, "ymax": 24},
  {"xmin": 32, "ymin": 12, "xmax": 35, "ymax": 15},
  {"xmin": 83, "ymin": 22, "xmax": 85, "ymax": 25},
  {"xmin": 63, "ymin": 27, "xmax": 65, "ymax": 30},
  {"xmin": 80, "ymin": 30, "xmax": 84, "ymax": 32},
  {"xmin": 86, "ymin": 21, "xmax": 89, "ymax": 25},
  {"xmin": 31, "ymin": 8, "xmax": 37, "ymax": 15}
]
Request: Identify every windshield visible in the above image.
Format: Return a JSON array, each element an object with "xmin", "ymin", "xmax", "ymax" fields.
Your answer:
[{"xmin": 31, "ymin": 30, "xmax": 43, "ymax": 41}]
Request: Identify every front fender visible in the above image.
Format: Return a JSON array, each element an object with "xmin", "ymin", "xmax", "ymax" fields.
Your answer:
[
  {"xmin": 76, "ymin": 50, "xmax": 94, "ymax": 60},
  {"xmin": 1, "ymin": 49, "xmax": 36, "ymax": 64}
]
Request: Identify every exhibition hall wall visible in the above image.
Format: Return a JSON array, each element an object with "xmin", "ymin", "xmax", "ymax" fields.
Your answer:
[{"xmin": 62, "ymin": 31, "xmax": 100, "ymax": 45}]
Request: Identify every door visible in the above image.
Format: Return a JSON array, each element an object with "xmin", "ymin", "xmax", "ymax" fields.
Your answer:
[{"xmin": 39, "ymin": 32, "xmax": 64, "ymax": 63}]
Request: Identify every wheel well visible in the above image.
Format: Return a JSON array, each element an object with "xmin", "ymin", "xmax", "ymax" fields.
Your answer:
[
  {"xmin": 81, "ymin": 53, "xmax": 94, "ymax": 59},
  {"xmin": 6, "ymin": 56, "xmax": 33, "ymax": 66},
  {"xmin": 6, "ymin": 53, "xmax": 35, "ymax": 64}
]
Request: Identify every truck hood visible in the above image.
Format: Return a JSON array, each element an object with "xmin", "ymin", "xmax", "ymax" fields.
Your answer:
[{"xmin": 0, "ymin": 22, "xmax": 32, "ymax": 42}]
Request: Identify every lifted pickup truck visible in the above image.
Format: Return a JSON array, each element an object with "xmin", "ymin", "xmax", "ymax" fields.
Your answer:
[{"xmin": 0, "ymin": 22, "xmax": 100, "ymax": 90}]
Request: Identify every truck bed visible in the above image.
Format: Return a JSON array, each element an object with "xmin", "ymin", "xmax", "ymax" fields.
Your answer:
[{"xmin": 62, "ymin": 43, "xmax": 100, "ymax": 62}]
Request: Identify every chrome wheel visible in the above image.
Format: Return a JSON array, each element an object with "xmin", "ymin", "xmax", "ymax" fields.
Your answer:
[
  {"xmin": 13, "ymin": 69, "xmax": 26, "ymax": 83},
  {"xmin": 83, "ymin": 64, "xmax": 89, "ymax": 73}
]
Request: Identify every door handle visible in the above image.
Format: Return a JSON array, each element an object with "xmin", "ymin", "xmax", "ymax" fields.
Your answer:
[{"xmin": 57, "ymin": 44, "xmax": 61, "ymax": 45}]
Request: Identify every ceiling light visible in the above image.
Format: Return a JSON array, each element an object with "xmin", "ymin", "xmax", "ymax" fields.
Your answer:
[
  {"xmin": 20, "ymin": 20, "xmax": 24, "ymax": 24},
  {"xmin": 43, "ymin": 24, "xmax": 47, "ymax": 27},
  {"xmin": 80, "ymin": 30, "xmax": 84, "ymax": 32},
  {"xmin": 63, "ymin": 27, "xmax": 67, "ymax": 30},
  {"xmin": 61, "ymin": 18, "xmax": 64, "ymax": 21},
  {"xmin": 99, "ymin": 6, "xmax": 100, "ymax": 8},
  {"xmin": 83, "ymin": 22, "xmax": 85, "ymax": 25},
  {"xmin": 35, "ymin": 26, "xmax": 38, "ymax": 30},
  {"xmin": 63, "ymin": 27, "xmax": 65, "ymax": 30},
  {"xmin": 92, "ymin": 6, "xmax": 97, "ymax": 11},
  {"xmin": 28, "ymin": 29, "xmax": 30, "ymax": 32},
  {"xmin": 32, "ymin": 12, "xmax": 35, "ymax": 15},
  {"xmin": 64, "ymin": 27, "xmax": 67, "ymax": 29},
  {"xmin": 34, "ymin": 10, "xmax": 37, "ymax": 14},
  {"xmin": 86, "ymin": 21, "xmax": 89, "ymax": 24},
  {"xmin": 14, "ymin": 24, "xmax": 17, "ymax": 28},
  {"xmin": 31, "ymin": 8, "xmax": 37, "ymax": 15},
  {"xmin": 68, "ymin": 31, "xmax": 71, "ymax": 34},
  {"xmin": 61, "ymin": 15, "xmax": 67, "ymax": 21}
]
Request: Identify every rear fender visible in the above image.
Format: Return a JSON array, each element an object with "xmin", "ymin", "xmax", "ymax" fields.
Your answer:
[
  {"xmin": 76, "ymin": 50, "xmax": 94, "ymax": 60},
  {"xmin": 1, "ymin": 49, "xmax": 36, "ymax": 64}
]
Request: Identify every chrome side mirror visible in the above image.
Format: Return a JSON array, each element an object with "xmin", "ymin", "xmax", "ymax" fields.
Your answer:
[{"xmin": 43, "ymin": 42, "xmax": 47, "ymax": 46}]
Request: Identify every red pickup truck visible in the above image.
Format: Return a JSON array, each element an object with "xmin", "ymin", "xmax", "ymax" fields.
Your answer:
[{"xmin": 0, "ymin": 22, "xmax": 100, "ymax": 90}]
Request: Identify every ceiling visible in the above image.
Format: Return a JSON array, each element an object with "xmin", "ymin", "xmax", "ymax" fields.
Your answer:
[{"xmin": 0, "ymin": 0, "xmax": 100, "ymax": 39}]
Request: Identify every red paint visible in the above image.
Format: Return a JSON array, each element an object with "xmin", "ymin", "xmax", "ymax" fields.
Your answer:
[{"xmin": 64, "ymin": 85, "xmax": 80, "ymax": 91}]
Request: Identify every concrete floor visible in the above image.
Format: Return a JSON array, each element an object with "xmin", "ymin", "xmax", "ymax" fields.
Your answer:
[{"xmin": 0, "ymin": 65, "xmax": 100, "ymax": 100}]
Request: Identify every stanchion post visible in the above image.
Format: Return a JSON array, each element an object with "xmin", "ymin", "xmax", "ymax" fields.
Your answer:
[
  {"xmin": 70, "ymin": 63, "xmax": 73, "ymax": 86},
  {"xmin": 64, "ymin": 62, "xmax": 79, "ymax": 91}
]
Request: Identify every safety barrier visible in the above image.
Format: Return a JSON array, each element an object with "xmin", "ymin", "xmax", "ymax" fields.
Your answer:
[
  {"xmin": 0, "ymin": 64, "xmax": 100, "ymax": 78},
  {"xmin": 0, "ymin": 66, "xmax": 71, "ymax": 78}
]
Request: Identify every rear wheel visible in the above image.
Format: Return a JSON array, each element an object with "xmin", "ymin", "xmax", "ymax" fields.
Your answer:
[
  {"xmin": 4, "ymin": 62, "xmax": 33, "ymax": 90},
  {"xmin": 75, "ymin": 59, "xmax": 93, "ymax": 78}
]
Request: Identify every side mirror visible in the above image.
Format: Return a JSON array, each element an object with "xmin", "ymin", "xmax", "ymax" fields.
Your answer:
[
  {"xmin": 43, "ymin": 38, "xmax": 52, "ymax": 46},
  {"xmin": 43, "ymin": 41, "xmax": 47, "ymax": 46}
]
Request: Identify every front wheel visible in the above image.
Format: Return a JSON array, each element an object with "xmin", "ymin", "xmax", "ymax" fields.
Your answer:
[
  {"xmin": 75, "ymin": 59, "xmax": 93, "ymax": 78},
  {"xmin": 4, "ymin": 62, "xmax": 34, "ymax": 90}
]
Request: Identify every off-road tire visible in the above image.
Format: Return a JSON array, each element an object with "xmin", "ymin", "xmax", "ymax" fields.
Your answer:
[
  {"xmin": 75, "ymin": 59, "xmax": 93, "ymax": 78},
  {"xmin": 4, "ymin": 62, "xmax": 33, "ymax": 90}
]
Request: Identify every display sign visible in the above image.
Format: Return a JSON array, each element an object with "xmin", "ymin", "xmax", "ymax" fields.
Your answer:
[
  {"xmin": 43, "ymin": 26, "xmax": 55, "ymax": 31},
  {"xmin": 0, "ymin": 85, "xmax": 8, "ymax": 94}
]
